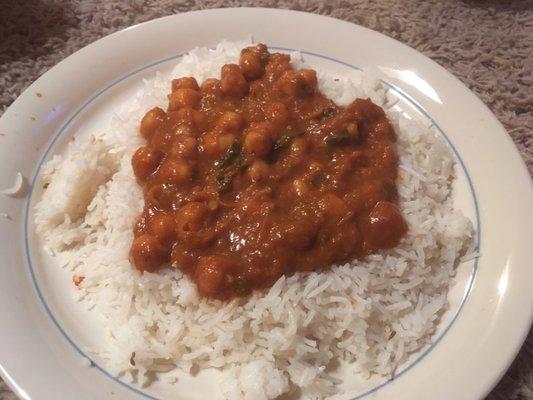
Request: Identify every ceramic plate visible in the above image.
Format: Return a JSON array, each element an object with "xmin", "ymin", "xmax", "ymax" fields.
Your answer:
[{"xmin": 0, "ymin": 8, "xmax": 531, "ymax": 400}]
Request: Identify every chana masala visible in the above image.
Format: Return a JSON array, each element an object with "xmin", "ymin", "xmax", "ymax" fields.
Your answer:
[{"xmin": 130, "ymin": 44, "xmax": 407, "ymax": 299}]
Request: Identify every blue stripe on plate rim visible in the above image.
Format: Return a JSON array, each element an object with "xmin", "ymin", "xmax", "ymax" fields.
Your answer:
[{"xmin": 22, "ymin": 46, "xmax": 481, "ymax": 400}]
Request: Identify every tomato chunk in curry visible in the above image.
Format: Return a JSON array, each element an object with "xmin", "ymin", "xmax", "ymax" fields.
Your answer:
[{"xmin": 130, "ymin": 44, "xmax": 407, "ymax": 299}]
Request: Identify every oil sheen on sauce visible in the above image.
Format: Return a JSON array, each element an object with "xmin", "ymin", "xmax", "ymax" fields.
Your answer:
[{"xmin": 130, "ymin": 44, "xmax": 407, "ymax": 299}]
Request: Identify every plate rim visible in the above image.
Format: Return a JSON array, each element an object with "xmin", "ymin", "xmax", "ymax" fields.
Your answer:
[
  {"xmin": 0, "ymin": 7, "xmax": 531, "ymax": 400},
  {"xmin": 23, "ymin": 45, "xmax": 482, "ymax": 400}
]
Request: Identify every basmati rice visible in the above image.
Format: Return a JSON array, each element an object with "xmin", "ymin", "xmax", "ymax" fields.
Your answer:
[{"xmin": 34, "ymin": 40, "xmax": 474, "ymax": 400}]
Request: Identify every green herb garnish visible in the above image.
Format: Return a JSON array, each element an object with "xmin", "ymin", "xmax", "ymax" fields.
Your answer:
[
  {"xmin": 323, "ymin": 107, "xmax": 337, "ymax": 118},
  {"xmin": 325, "ymin": 129, "xmax": 351, "ymax": 145},
  {"xmin": 260, "ymin": 52, "xmax": 270, "ymax": 63},
  {"xmin": 234, "ymin": 154, "xmax": 248, "ymax": 171},
  {"xmin": 273, "ymin": 133, "xmax": 293, "ymax": 151},
  {"xmin": 217, "ymin": 142, "xmax": 241, "ymax": 168},
  {"xmin": 216, "ymin": 170, "xmax": 235, "ymax": 192},
  {"xmin": 216, "ymin": 143, "xmax": 248, "ymax": 193},
  {"xmin": 273, "ymin": 130, "xmax": 305, "ymax": 152}
]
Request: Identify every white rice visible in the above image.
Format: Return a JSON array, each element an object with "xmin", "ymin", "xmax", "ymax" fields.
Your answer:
[{"xmin": 34, "ymin": 40, "xmax": 474, "ymax": 399}]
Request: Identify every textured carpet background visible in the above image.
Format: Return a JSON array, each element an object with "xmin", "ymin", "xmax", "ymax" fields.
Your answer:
[{"xmin": 0, "ymin": 0, "xmax": 531, "ymax": 399}]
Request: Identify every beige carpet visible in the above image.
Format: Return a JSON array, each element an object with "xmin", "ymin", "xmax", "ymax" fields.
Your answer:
[{"xmin": 0, "ymin": 0, "xmax": 531, "ymax": 399}]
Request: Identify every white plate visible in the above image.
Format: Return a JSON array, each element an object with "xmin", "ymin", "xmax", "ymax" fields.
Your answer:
[{"xmin": 0, "ymin": 8, "xmax": 531, "ymax": 400}]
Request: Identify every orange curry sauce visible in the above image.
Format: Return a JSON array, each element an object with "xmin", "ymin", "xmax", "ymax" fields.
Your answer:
[{"xmin": 130, "ymin": 44, "xmax": 407, "ymax": 299}]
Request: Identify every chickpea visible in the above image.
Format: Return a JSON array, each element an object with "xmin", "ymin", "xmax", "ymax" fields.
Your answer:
[
  {"xmin": 239, "ymin": 50, "xmax": 263, "ymax": 80},
  {"xmin": 264, "ymin": 102, "xmax": 289, "ymax": 126},
  {"xmin": 156, "ymin": 158, "xmax": 192, "ymax": 185},
  {"xmin": 319, "ymin": 193, "xmax": 349, "ymax": 219},
  {"xmin": 363, "ymin": 201, "xmax": 407, "ymax": 248},
  {"xmin": 168, "ymin": 88, "xmax": 201, "ymax": 111},
  {"xmin": 146, "ymin": 183, "xmax": 176, "ymax": 210},
  {"xmin": 218, "ymin": 133, "xmax": 238, "ymax": 152},
  {"xmin": 207, "ymin": 198, "xmax": 219, "ymax": 212},
  {"xmin": 175, "ymin": 202, "xmax": 214, "ymax": 247},
  {"xmin": 374, "ymin": 144, "xmax": 398, "ymax": 171},
  {"xmin": 150, "ymin": 130, "xmax": 174, "ymax": 151},
  {"xmin": 140, "ymin": 107, "xmax": 165, "ymax": 139},
  {"xmin": 175, "ymin": 202, "xmax": 209, "ymax": 232},
  {"xmin": 200, "ymin": 131, "xmax": 220, "ymax": 156},
  {"xmin": 254, "ymin": 43, "xmax": 268, "ymax": 55},
  {"xmin": 297, "ymin": 68, "xmax": 317, "ymax": 93},
  {"xmin": 276, "ymin": 69, "xmax": 317, "ymax": 97},
  {"xmin": 247, "ymin": 159, "xmax": 270, "ymax": 182},
  {"xmin": 175, "ymin": 107, "xmax": 207, "ymax": 131},
  {"xmin": 170, "ymin": 136, "xmax": 198, "ymax": 159},
  {"xmin": 239, "ymin": 188, "xmax": 274, "ymax": 215},
  {"xmin": 351, "ymin": 98, "xmax": 384, "ymax": 121},
  {"xmin": 292, "ymin": 178, "xmax": 310, "ymax": 197},
  {"xmin": 276, "ymin": 70, "xmax": 299, "ymax": 97},
  {"xmin": 290, "ymin": 137, "xmax": 309, "ymax": 158},
  {"xmin": 130, "ymin": 234, "xmax": 166, "ymax": 272},
  {"xmin": 220, "ymin": 64, "xmax": 248, "ymax": 97},
  {"xmin": 280, "ymin": 219, "xmax": 318, "ymax": 250},
  {"xmin": 148, "ymin": 213, "xmax": 176, "ymax": 244},
  {"xmin": 201, "ymin": 131, "xmax": 237, "ymax": 156},
  {"xmin": 307, "ymin": 161, "xmax": 323, "ymax": 176},
  {"xmin": 347, "ymin": 181, "xmax": 387, "ymax": 212},
  {"xmin": 173, "ymin": 124, "xmax": 195, "ymax": 139},
  {"xmin": 248, "ymin": 80, "xmax": 263, "ymax": 97},
  {"xmin": 256, "ymin": 46, "xmax": 270, "ymax": 69},
  {"xmin": 371, "ymin": 120, "xmax": 394, "ymax": 140},
  {"xmin": 200, "ymin": 78, "xmax": 221, "ymax": 95},
  {"xmin": 216, "ymin": 111, "xmax": 244, "ymax": 134},
  {"xmin": 242, "ymin": 43, "xmax": 268, "ymax": 59},
  {"xmin": 170, "ymin": 242, "xmax": 196, "ymax": 271},
  {"xmin": 131, "ymin": 146, "xmax": 162, "ymax": 180},
  {"xmin": 243, "ymin": 126, "xmax": 273, "ymax": 157},
  {"xmin": 265, "ymin": 53, "xmax": 291, "ymax": 79},
  {"xmin": 195, "ymin": 256, "xmax": 232, "ymax": 296},
  {"xmin": 171, "ymin": 77, "xmax": 199, "ymax": 92},
  {"xmin": 326, "ymin": 222, "xmax": 361, "ymax": 256}
]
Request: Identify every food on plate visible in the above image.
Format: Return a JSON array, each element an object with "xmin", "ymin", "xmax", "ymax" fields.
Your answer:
[
  {"xmin": 130, "ymin": 43, "xmax": 407, "ymax": 299},
  {"xmin": 34, "ymin": 41, "xmax": 473, "ymax": 399}
]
